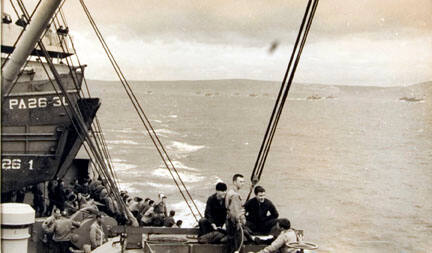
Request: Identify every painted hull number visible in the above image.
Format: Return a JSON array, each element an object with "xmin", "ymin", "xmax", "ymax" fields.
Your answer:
[
  {"xmin": 9, "ymin": 96, "xmax": 68, "ymax": 110},
  {"xmin": 2, "ymin": 159, "xmax": 34, "ymax": 170}
]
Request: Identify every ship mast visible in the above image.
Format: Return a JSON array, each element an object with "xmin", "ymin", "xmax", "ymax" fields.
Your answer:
[{"xmin": 2, "ymin": 0, "xmax": 62, "ymax": 95}]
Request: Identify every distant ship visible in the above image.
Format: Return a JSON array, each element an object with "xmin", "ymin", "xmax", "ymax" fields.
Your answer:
[
  {"xmin": 399, "ymin": 96, "xmax": 424, "ymax": 102},
  {"xmin": 1, "ymin": 0, "xmax": 319, "ymax": 252}
]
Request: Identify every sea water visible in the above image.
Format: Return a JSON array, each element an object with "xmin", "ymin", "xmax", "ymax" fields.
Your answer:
[{"xmin": 89, "ymin": 79, "xmax": 432, "ymax": 252}]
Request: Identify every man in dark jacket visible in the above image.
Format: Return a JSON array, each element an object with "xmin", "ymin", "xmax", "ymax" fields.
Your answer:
[
  {"xmin": 198, "ymin": 182, "xmax": 228, "ymax": 236},
  {"xmin": 32, "ymin": 183, "xmax": 45, "ymax": 217},
  {"xmin": 244, "ymin": 186, "xmax": 279, "ymax": 234},
  {"xmin": 54, "ymin": 179, "xmax": 66, "ymax": 212},
  {"xmin": 45, "ymin": 180, "xmax": 58, "ymax": 216}
]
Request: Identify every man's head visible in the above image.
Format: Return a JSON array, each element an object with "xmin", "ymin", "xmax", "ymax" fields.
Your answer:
[
  {"xmin": 277, "ymin": 218, "xmax": 291, "ymax": 230},
  {"xmin": 215, "ymin": 182, "xmax": 227, "ymax": 199},
  {"xmin": 100, "ymin": 189, "xmax": 108, "ymax": 199},
  {"xmin": 159, "ymin": 193, "xmax": 167, "ymax": 203},
  {"xmin": 232, "ymin": 174, "xmax": 245, "ymax": 190},
  {"xmin": 53, "ymin": 208, "xmax": 61, "ymax": 219},
  {"xmin": 169, "ymin": 210, "xmax": 175, "ymax": 217},
  {"xmin": 254, "ymin": 185, "xmax": 266, "ymax": 203},
  {"xmin": 96, "ymin": 213, "xmax": 103, "ymax": 225}
]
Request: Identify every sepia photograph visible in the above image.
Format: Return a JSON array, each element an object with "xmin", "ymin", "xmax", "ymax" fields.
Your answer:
[{"xmin": 1, "ymin": 0, "xmax": 431, "ymax": 252}]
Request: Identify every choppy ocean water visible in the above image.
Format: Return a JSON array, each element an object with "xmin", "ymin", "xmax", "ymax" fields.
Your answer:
[{"xmin": 88, "ymin": 79, "xmax": 432, "ymax": 252}]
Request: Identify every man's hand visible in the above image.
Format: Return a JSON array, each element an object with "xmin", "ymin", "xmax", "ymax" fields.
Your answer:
[
  {"xmin": 240, "ymin": 215, "xmax": 246, "ymax": 225},
  {"xmin": 211, "ymin": 223, "xmax": 218, "ymax": 230}
]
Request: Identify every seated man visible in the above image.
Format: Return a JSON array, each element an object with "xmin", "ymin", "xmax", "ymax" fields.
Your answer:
[
  {"xmin": 90, "ymin": 213, "xmax": 107, "ymax": 250},
  {"xmin": 152, "ymin": 193, "xmax": 168, "ymax": 226},
  {"xmin": 244, "ymin": 186, "xmax": 279, "ymax": 234},
  {"xmin": 52, "ymin": 209, "xmax": 81, "ymax": 252},
  {"xmin": 198, "ymin": 182, "xmax": 228, "ymax": 236},
  {"xmin": 140, "ymin": 200, "xmax": 155, "ymax": 226},
  {"xmin": 163, "ymin": 210, "xmax": 176, "ymax": 227},
  {"xmin": 253, "ymin": 218, "xmax": 298, "ymax": 253}
]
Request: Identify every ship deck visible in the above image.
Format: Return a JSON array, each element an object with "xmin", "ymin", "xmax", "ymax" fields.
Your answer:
[{"xmin": 93, "ymin": 226, "xmax": 268, "ymax": 253}]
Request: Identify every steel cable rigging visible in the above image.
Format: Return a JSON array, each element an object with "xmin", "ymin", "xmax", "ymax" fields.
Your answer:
[
  {"xmin": 11, "ymin": 0, "xmax": 132, "ymax": 221},
  {"xmin": 247, "ymin": 0, "xmax": 320, "ymax": 200},
  {"xmin": 49, "ymin": 7, "xmax": 121, "ymax": 189},
  {"xmin": 79, "ymin": 0, "xmax": 203, "ymax": 222},
  {"xmin": 1, "ymin": 0, "xmax": 41, "ymax": 69}
]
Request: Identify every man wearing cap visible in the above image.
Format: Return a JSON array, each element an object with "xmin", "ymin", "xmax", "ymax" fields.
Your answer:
[{"xmin": 198, "ymin": 182, "xmax": 228, "ymax": 236}]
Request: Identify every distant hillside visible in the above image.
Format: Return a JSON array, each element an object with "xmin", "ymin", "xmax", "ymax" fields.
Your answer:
[
  {"xmin": 407, "ymin": 81, "xmax": 432, "ymax": 95},
  {"xmin": 88, "ymin": 79, "xmax": 277, "ymax": 86},
  {"xmin": 87, "ymin": 79, "xmax": 431, "ymax": 102}
]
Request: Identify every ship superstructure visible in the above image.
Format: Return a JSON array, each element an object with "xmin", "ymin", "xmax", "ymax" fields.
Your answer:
[{"xmin": 1, "ymin": 0, "xmax": 99, "ymax": 193}]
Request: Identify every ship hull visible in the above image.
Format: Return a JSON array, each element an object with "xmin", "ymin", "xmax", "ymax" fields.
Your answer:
[{"xmin": 1, "ymin": 61, "xmax": 99, "ymax": 192}]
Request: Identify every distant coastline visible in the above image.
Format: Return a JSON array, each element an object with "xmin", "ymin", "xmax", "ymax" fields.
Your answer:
[
  {"xmin": 87, "ymin": 78, "xmax": 432, "ymax": 89},
  {"xmin": 88, "ymin": 79, "xmax": 431, "ymax": 103}
]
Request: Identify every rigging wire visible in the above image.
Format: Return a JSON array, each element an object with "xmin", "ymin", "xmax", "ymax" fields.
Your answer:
[
  {"xmin": 9, "ymin": 0, "xmax": 21, "ymax": 18},
  {"xmin": 80, "ymin": 2, "xmax": 203, "ymax": 220},
  {"xmin": 13, "ymin": 0, "xmax": 130, "ymax": 218},
  {"xmin": 50, "ymin": 14, "xmax": 120, "ymax": 186},
  {"xmin": 79, "ymin": 0, "xmax": 203, "ymax": 221},
  {"xmin": 2, "ymin": 0, "xmax": 43, "ymax": 69},
  {"xmin": 3, "ymin": 0, "xmax": 66, "ymax": 95},
  {"xmin": 37, "ymin": 3, "xmax": 121, "ymax": 190},
  {"xmin": 54, "ymin": 7, "xmax": 120, "ymax": 187},
  {"xmin": 258, "ymin": 0, "xmax": 319, "ymax": 179},
  {"xmin": 247, "ymin": 0, "xmax": 320, "ymax": 201}
]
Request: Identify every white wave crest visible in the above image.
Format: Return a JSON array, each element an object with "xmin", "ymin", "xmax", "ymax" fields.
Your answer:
[
  {"xmin": 118, "ymin": 182, "xmax": 140, "ymax": 194},
  {"xmin": 152, "ymin": 168, "xmax": 204, "ymax": 183},
  {"xmin": 112, "ymin": 162, "xmax": 137, "ymax": 171},
  {"xmin": 107, "ymin": 140, "xmax": 139, "ymax": 145},
  {"xmin": 109, "ymin": 128, "xmax": 139, "ymax": 134},
  {"xmin": 168, "ymin": 141, "xmax": 205, "ymax": 153},
  {"xmin": 170, "ymin": 200, "xmax": 206, "ymax": 227},
  {"xmin": 144, "ymin": 182, "xmax": 177, "ymax": 190},
  {"xmin": 155, "ymin": 129, "xmax": 178, "ymax": 136},
  {"xmin": 169, "ymin": 161, "xmax": 199, "ymax": 172}
]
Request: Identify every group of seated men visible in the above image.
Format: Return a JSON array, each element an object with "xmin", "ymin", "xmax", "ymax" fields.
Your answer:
[
  {"xmin": 121, "ymin": 191, "xmax": 182, "ymax": 228},
  {"xmin": 198, "ymin": 174, "xmax": 299, "ymax": 253},
  {"xmin": 37, "ymin": 177, "xmax": 182, "ymax": 252},
  {"xmin": 8, "ymin": 174, "xmax": 296, "ymax": 253}
]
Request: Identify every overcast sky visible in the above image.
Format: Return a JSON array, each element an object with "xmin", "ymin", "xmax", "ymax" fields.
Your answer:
[{"xmin": 6, "ymin": 0, "xmax": 432, "ymax": 86}]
